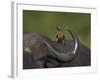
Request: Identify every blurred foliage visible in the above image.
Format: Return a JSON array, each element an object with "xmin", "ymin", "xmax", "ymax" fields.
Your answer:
[{"xmin": 23, "ymin": 10, "xmax": 91, "ymax": 48}]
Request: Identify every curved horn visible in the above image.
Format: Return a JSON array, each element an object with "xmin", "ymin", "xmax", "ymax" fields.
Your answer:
[
  {"xmin": 30, "ymin": 28, "xmax": 80, "ymax": 62},
  {"xmin": 43, "ymin": 28, "xmax": 80, "ymax": 62}
]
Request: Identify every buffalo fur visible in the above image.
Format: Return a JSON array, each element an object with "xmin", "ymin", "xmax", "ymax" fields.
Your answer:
[{"xmin": 23, "ymin": 33, "xmax": 90, "ymax": 69}]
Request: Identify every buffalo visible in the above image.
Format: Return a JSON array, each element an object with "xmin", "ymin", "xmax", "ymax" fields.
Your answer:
[{"xmin": 23, "ymin": 28, "xmax": 90, "ymax": 69}]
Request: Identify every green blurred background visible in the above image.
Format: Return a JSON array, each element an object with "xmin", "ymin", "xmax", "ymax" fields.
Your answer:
[{"xmin": 23, "ymin": 10, "xmax": 91, "ymax": 48}]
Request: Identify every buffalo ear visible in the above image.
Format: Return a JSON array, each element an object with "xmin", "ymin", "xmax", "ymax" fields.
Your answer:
[{"xmin": 25, "ymin": 47, "xmax": 32, "ymax": 54}]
